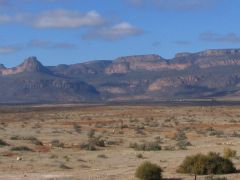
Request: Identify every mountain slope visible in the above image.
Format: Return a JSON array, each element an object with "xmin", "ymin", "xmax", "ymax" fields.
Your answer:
[
  {"xmin": 1, "ymin": 49, "xmax": 240, "ymax": 103},
  {"xmin": 0, "ymin": 57, "xmax": 100, "ymax": 103}
]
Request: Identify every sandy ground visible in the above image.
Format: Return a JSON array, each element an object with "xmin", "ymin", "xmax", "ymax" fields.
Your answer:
[{"xmin": 0, "ymin": 105, "xmax": 240, "ymax": 179}]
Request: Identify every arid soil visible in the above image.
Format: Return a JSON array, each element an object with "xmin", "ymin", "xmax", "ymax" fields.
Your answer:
[{"xmin": 0, "ymin": 105, "xmax": 240, "ymax": 180}]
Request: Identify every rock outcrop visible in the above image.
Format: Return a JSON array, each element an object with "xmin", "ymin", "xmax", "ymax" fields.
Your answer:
[{"xmin": 0, "ymin": 57, "xmax": 48, "ymax": 75}]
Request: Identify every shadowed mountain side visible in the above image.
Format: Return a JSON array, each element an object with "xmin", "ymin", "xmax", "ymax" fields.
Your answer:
[{"xmin": 0, "ymin": 72, "xmax": 100, "ymax": 103}]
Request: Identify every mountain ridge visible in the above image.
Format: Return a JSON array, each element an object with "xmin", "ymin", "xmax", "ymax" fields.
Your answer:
[{"xmin": 1, "ymin": 48, "xmax": 240, "ymax": 103}]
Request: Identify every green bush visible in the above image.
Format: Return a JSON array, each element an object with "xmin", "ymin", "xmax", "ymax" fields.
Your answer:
[
  {"xmin": 11, "ymin": 146, "xmax": 33, "ymax": 152},
  {"xmin": 130, "ymin": 142, "xmax": 161, "ymax": 151},
  {"xmin": 177, "ymin": 152, "xmax": 236, "ymax": 176},
  {"xmin": 223, "ymin": 148, "xmax": 237, "ymax": 159},
  {"xmin": 135, "ymin": 161, "xmax": 162, "ymax": 180},
  {"xmin": 0, "ymin": 139, "xmax": 8, "ymax": 147}
]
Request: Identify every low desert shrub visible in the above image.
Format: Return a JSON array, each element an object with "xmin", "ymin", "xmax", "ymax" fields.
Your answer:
[
  {"xmin": 51, "ymin": 139, "xmax": 64, "ymax": 148},
  {"xmin": 206, "ymin": 128, "xmax": 224, "ymax": 137},
  {"xmin": 176, "ymin": 140, "xmax": 192, "ymax": 150},
  {"xmin": 173, "ymin": 130, "xmax": 187, "ymax": 141},
  {"xmin": 29, "ymin": 138, "xmax": 43, "ymax": 146},
  {"xmin": 73, "ymin": 124, "xmax": 81, "ymax": 134},
  {"xmin": 10, "ymin": 135, "xmax": 43, "ymax": 145},
  {"xmin": 11, "ymin": 135, "xmax": 23, "ymax": 140},
  {"xmin": 105, "ymin": 139, "xmax": 121, "ymax": 146},
  {"xmin": 136, "ymin": 153, "xmax": 144, "ymax": 159},
  {"xmin": 231, "ymin": 131, "xmax": 240, "ymax": 137},
  {"xmin": 130, "ymin": 141, "xmax": 161, "ymax": 151},
  {"xmin": 177, "ymin": 152, "xmax": 236, "ymax": 176},
  {"xmin": 11, "ymin": 146, "xmax": 33, "ymax": 152},
  {"xmin": 80, "ymin": 136, "xmax": 105, "ymax": 151},
  {"xmin": 0, "ymin": 139, "xmax": 8, "ymax": 147},
  {"xmin": 205, "ymin": 176, "xmax": 228, "ymax": 180},
  {"xmin": 223, "ymin": 148, "xmax": 237, "ymax": 159},
  {"xmin": 80, "ymin": 141, "xmax": 96, "ymax": 151},
  {"xmin": 97, "ymin": 154, "xmax": 108, "ymax": 158},
  {"xmin": 135, "ymin": 161, "xmax": 162, "ymax": 180},
  {"xmin": 134, "ymin": 126, "xmax": 145, "ymax": 135}
]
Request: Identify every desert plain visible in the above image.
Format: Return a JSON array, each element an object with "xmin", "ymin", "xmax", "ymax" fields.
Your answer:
[{"xmin": 0, "ymin": 104, "xmax": 240, "ymax": 180}]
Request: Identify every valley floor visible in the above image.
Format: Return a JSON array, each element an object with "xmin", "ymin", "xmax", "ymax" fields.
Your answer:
[{"xmin": 0, "ymin": 105, "xmax": 240, "ymax": 179}]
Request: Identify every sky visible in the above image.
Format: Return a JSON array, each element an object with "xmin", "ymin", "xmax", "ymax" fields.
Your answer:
[{"xmin": 0, "ymin": 0, "xmax": 240, "ymax": 67}]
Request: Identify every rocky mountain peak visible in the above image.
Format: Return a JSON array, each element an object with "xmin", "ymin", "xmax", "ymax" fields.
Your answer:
[
  {"xmin": 21, "ymin": 56, "xmax": 45, "ymax": 72},
  {"xmin": 0, "ymin": 56, "xmax": 49, "ymax": 76}
]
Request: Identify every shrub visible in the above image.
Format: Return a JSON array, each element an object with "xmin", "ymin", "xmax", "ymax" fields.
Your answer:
[
  {"xmin": 176, "ymin": 140, "xmax": 192, "ymax": 150},
  {"xmin": 205, "ymin": 176, "xmax": 228, "ymax": 180},
  {"xmin": 173, "ymin": 130, "xmax": 187, "ymax": 141},
  {"xmin": 136, "ymin": 153, "xmax": 143, "ymax": 159},
  {"xmin": 105, "ymin": 139, "xmax": 122, "ymax": 146},
  {"xmin": 223, "ymin": 148, "xmax": 237, "ymax": 159},
  {"xmin": 73, "ymin": 124, "xmax": 81, "ymax": 134},
  {"xmin": 97, "ymin": 154, "xmax": 108, "ymax": 158},
  {"xmin": 0, "ymin": 139, "xmax": 8, "ymax": 147},
  {"xmin": 29, "ymin": 138, "xmax": 43, "ymax": 146},
  {"xmin": 163, "ymin": 145, "xmax": 176, "ymax": 151},
  {"xmin": 11, "ymin": 135, "xmax": 23, "ymax": 140},
  {"xmin": 177, "ymin": 152, "xmax": 236, "ymax": 178},
  {"xmin": 206, "ymin": 128, "xmax": 224, "ymax": 137},
  {"xmin": 80, "ymin": 142, "xmax": 96, "ymax": 151},
  {"xmin": 135, "ymin": 161, "xmax": 162, "ymax": 180},
  {"xmin": 135, "ymin": 126, "xmax": 145, "ymax": 135},
  {"xmin": 93, "ymin": 137, "xmax": 105, "ymax": 147},
  {"xmin": 59, "ymin": 163, "xmax": 72, "ymax": 169},
  {"xmin": 11, "ymin": 146, "xmax": 33, "ymax": 152},
  {"xmin": 51, "ymin": 139, "xmax": 64, "ymax": 148},
  {"xmin": 130, "ymin": 142, "xmax": 161, "ymax": 151},
  {"xmin": 154, "ymin": 136, "xmax": 163, "ymax": 144},
  {"xmin": 10, "ymin": 135, "xmax": 43, "ymax": 145},
  {"xmin": 80, "ymin": 137, "xmax": 105, "ymax": 151},
  {"xmin": 231, "ymin": 131, "xmax": 240, "ymax": 137}
]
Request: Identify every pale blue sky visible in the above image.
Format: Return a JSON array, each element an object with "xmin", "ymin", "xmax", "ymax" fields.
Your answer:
[{"xmin": 0, "ymin": 0, "xmax": 240, "ymax": 67}]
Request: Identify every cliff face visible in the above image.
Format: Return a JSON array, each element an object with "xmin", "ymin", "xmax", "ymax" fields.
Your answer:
[
  {"xmin": 105, "ymin": 49, "xmax": 240, "ymax": 75},
  {"xmin": 1, "ymin": 48, "xmax": 240, "ymax": 103},
  {"xmin": 105, "ymin": 54, "xmax": 190, "ymax": 74},
  {"xmin": 148, "ymin": 76, "xmax": 201, "ymax": 92}
]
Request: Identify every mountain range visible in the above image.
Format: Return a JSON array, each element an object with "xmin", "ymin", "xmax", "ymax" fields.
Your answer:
[{"xmin": 1, "ymin": 48, "xmax": 240, "ymax": 103}]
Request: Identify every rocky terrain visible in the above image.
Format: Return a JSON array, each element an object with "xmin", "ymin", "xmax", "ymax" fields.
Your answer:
[{"xmin": 1, "ymin": 48, "xmax": 240, "ymax": 103}]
